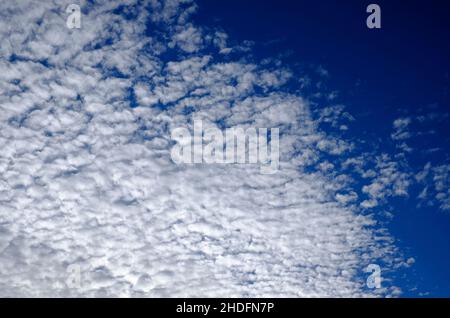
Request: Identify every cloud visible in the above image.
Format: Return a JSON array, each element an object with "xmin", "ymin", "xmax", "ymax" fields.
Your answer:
[
  {"xmin": 391, "ymin": 117, "xmax": 412, "ymax": 141},
  {"xmin": 0, "ymin": 0, "xmax": 403, "ymax": 297},
  {"xmin": 361, "ymin": 154, "xmax": 411, "ymax": 208},
  {"xmin": 416, "ymin": 163, "xmax": 450, "ymax": 211}
]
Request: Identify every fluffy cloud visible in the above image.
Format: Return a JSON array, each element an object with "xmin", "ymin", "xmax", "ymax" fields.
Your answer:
[
  {"xmin": 391, "ymin": 117, "xmax": 412, "ymax": 141},
  {"xmin": 0, "ymin": 0, "xmax": 404, "ymax": 297},
  {"xmin": 361, "ymin": 154, "xmax": 411, "ymax": 209},
  {"xmin": 416, "ymin": 163, "xmax": 450, "ymax": 211}
]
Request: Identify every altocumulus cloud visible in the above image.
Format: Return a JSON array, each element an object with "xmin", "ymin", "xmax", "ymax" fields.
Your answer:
[{"xmin": 0, "ymin": 0, "xmax": 405, "ymax": 297}]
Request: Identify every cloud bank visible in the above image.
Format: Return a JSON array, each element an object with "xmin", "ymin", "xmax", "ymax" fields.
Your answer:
[{"xmin": 0, "ymin": 0, "xmax": 408, "ymax": 297}]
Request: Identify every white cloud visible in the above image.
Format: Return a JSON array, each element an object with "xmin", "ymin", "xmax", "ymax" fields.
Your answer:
[
  {"xmin": 416, "ymin": 163, "xmax": 450, "ymax": 211},
  {"xmin": 0, "ymin": 0, "xmax": 404, "ymax": 297},
  {"xmin": 391, "ymin": 117, "xmax": 412, "ymax": 141},
  {"xmin": 360, "ymin": 154, "xmax": 411, "ymax": 208}
]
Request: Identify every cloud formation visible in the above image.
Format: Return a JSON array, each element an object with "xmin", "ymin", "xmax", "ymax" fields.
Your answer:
[{"xmin": 0, "ymin": 0, "xmax": 409, "ymax": 297}]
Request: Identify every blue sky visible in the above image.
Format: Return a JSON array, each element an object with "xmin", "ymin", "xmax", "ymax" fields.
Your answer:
[
  {"xmin": 194, "ymin": 0, "xmax": 450, "ymax": 296},
  {"xmin": 0, "ymin": 0, "xmax": 449, "ymax": 297}
]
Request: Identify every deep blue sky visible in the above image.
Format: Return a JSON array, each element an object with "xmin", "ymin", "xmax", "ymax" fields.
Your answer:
[{"xmin": 194, "ymin": 0, "xmax": 450, "ymax": 297}]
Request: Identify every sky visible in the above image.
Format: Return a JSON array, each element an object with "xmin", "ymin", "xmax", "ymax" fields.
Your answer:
[
  {"xmin": 194, "ymin": 0, "xmax": 450, "ymax": 297},
  {"xmin": 0, "ymin": 0, "xmax": 449, "ymax": 297}
]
